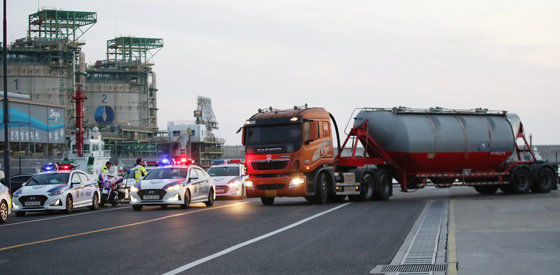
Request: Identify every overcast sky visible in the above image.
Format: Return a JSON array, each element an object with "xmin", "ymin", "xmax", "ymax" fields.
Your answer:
[{"xmin": 7, "ymin": 1, "xmax": 560, "ymax": 145}]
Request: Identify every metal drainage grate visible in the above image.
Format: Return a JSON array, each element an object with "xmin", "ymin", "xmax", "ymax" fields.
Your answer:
[
  {"xmin": 401, "ymin": 201, "xmax": 444, "ymax": 265},
  {"xmin": 371, "ymin": 264, "xmax": 447, "ymax": 274}
]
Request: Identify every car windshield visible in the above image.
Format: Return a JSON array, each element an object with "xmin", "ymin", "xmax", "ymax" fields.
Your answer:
[
  {"xmin": 208, "ymin": 166, "xmax": 240, "ymax": 177},
  {"xmin": 143, "ymin": 168, "xmax": 188, "ymax": 180},
  {"xmin": 27, "ymin": 173, "xmax": 69, "ymax": 186},
  {"xmin": 245, "ymin": 124, "xmax": 302, "ymax": 145}
]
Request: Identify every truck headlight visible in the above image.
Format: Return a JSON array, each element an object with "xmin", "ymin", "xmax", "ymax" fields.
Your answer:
[
  {"xmin": 289, "ymin": 177, "xmax": 305, "ymax": 189},
  {"xmin": 245, "ymin": 181, "xmax": 253, "ymax": 188}
]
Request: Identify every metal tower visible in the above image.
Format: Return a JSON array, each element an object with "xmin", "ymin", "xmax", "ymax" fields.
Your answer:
[
  {"xmin": 106, "ymin": 37, "xmax": 163, "ymax": 64},
  {"xmin": 194, "ymin": 96, "xmax": 219, "ymax": 135}
]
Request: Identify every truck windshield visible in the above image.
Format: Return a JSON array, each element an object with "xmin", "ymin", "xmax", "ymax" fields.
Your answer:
[
  {"xmin": 245, "ymin": 124, "xmax": 302, "ymax": 145},
  {"xmin": 27, "ymin": 173, "xmax": 70, "ymax": 186},
  {"xmin": 208, "ymin": 166, "xmax": 240, "ymax": 177},
  {"xmin": 144, "ymin": 168, "xmax": 188, "ymax": 180}
]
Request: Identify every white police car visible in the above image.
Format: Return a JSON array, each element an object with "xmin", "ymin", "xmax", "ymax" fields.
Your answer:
[
  {"xmin": 207, "ymin": 160, "xmax": 247, "ymax": 199},
  {"xmin": 0, "ymin": 182, "xmax": 11, "ymax": 223},
  {"xmin": 11, "ymin": 163, "xmax": 100, "ymax": 216},
  {"xmin": 129, "ymin": 162, "xmax": 215, "ymax": 211}
]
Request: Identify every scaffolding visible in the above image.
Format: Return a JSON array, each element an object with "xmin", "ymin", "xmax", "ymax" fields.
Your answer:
[
  {"xmin": 28, "ymin": 9, "xmax": 97, "ymax": 44},
  {"xmin": 106, "ymin": 37, "xmax": 163, "ymax": 64}
]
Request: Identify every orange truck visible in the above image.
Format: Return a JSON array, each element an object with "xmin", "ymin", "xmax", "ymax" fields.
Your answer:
[{"xmin": 241, "ymin": 105, "xmax": 557, "ymax": 205}]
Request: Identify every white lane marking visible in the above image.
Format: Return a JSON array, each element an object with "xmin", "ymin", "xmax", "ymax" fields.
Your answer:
[
  {"xmin": 0, "ymin": 207, "xmax": 125, "ymax": 227},
  {"xmin": 163, "ymin": 202, "xmax": 351, "ymax": 275}
]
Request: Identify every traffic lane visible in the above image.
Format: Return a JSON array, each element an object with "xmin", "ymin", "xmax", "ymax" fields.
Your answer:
[
  {"xmin": 0, "ymin": 201, "xmax": 244, "ymax": 249},
  {"xmin": 185, "ymin": 199, "xmax": 424, "ymax": 274},
  {"xmin": 0, "ymin": 198, "xmax": 361, "ymax": 274}
]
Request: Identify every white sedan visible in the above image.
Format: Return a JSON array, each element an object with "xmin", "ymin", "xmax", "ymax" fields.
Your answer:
[
  {"xmin": 129, "ymin": 164, "xmax": 215, "ymax": 211},
  {"xmin": 11, "ymin": 170, "xmax": 100, "ymax": 216},
  {"xmin": 0, "ymin": 183, "xmax": 10, "ymax": 223},
  {"xmin": 208, "ymin": 163, "xmax": 247, "ymax": 199}
]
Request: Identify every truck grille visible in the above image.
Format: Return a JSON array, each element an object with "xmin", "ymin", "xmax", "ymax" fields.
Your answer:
[
  {"xmin": 252, "ymin": 160, "xmax": 289, "ymax": 171},
  {"xmin": 257, "ymin": 184, "xmax": 285, "ymax": 190}
]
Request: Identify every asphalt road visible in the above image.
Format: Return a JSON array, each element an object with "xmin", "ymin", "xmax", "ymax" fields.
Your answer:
[{"xmin": 1, "ymin": 187, "xmax": 558, "ymax": 274}]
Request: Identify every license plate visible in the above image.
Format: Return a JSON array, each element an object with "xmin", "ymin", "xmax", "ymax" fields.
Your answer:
[
  {"xmin": 143, "ymin": 195, "xmax": 159, "ymax": 200},
  {"xmin": 265, "ymin": 190, "xmax": 276, "ymax": 197},
  {"xmin": 25, "ymin": 201, "xmax": 41, "ymax": 206}
]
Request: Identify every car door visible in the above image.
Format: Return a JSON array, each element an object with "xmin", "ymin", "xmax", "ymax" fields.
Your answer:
[
  {"xmin": 70, "ymin": 172, "xmax": 85, "ymax": 206},
  {"xmin": 188, "ymin": 168, "xmax": 203, "ymax": 201},
  {"xmin": 196, "ymin": 168, "xmax": 211, "ymax": 198},
  {"xmin": 78, "ymin": 172, "xmax": 94, "ymax": 203}
]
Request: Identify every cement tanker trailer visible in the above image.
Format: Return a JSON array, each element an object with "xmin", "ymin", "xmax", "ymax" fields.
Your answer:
[{"xmin": 242, "ymin": 105, "xmax": 558, "ymax": 205}]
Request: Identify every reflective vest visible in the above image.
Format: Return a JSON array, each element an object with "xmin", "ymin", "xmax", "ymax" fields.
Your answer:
[
  {"xmin": 97, "ymin": 165, "xmax": 110, "ymax": 185},
  {"xmin": 134, "ymin": 164, "xmax": 147, "ymax": 182}
]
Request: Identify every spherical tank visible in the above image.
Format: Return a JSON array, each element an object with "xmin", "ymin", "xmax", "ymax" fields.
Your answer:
[{"xmin": 353, "ymin": 109, "xmax": 520, "ymax": 173}]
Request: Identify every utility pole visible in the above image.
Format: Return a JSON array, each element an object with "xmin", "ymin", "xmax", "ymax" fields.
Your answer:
[{"xmin": 3, "ymin": 0, "xmax": 11, "ymax": 193}]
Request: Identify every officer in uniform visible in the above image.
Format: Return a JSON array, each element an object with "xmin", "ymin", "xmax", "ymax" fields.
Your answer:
[
  {"xmin": 97, "ymin": 161, "xmax": 112, "ymax": 188},
  {"xmin": 134, "ymin": 158, "xmax": 147, "ymax": 183}
]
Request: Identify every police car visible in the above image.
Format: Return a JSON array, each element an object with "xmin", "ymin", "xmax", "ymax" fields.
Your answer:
[
  {"xmin": 11, "ymin": 163, "xmax": 100, "ymax": 216},
  {"xmin": 129, "ymin": 158, "xmax": 215, "ymax": 211},
  {"xmin": 207, "ymin": 160, "xmax": 247, "ymax": 199},
  {"xmin": 0, "ymin": 182, "xmax": 10, "ymax": 223}
]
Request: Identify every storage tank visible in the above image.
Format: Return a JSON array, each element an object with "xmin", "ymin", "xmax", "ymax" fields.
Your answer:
[{"xmin": 353, "ymin": 107, "xmax": 521, "ymax": 172}]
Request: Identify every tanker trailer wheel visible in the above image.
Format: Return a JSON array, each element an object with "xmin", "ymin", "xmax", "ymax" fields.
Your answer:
[
  {"xmin": 474, "ymin": 185, "xmax": 499, "ymax": 194},
  {"xmin": 510, "ymin": 168, "xmax": 532, "ymax": 194},
  {"xmin": 373, "ymin": 171, "xmax": 391, "ymax": 201},
  {"xmin": 532, "ymin": 167, "xmax": 554, "ymax": 193},
  {"xmin": 313, "ymin": 172, "xmax": 329, "ymax": 204}
]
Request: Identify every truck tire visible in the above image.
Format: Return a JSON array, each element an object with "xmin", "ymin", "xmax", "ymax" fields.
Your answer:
[
  {"xmin": 532, "ymin": 167, "xmax": 554, "ymax": 193},
  {"xmin": 510, "ymin": 168, "xmax": 532, "ymax": 194},
  {"xmin": 373, "ymin": 171, "xmax": 391, "ymax": 201},
  {"xmin": 261, "ymin": 197, "xmax": 274, "ymax": 206},
  {"xmin": 474, "ymin": 185, "xmax": 499, "ymax": 194},
  {"xmin": 314, "ymin": 172, "xmax": 328, "ymax": 204},
  {"xmin": 360, "ymin": 173, "xmax": 375, "ymax": 201}
]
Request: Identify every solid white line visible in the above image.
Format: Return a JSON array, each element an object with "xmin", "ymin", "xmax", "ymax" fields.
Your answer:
[
  {"xmin": 162, "ymin": 202, "xmax": 351, "ymax": 275},
  {"xmin": 0, "ymin": 207, "xmax": 125, "ymax": 227}
]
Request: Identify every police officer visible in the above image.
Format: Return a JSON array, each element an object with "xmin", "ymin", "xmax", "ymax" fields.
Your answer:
[
  {"xmin": 97, "ymin": 161, "xmax": 112, "ymax": 188},
  {"xmin": 134, "ymin": 158, "xmax": 147, "ymax": 183}
]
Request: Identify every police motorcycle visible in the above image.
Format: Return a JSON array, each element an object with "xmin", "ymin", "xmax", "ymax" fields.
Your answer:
[{"xmin": 99, "ymin": 174, "xmax": 126, "ymax": 207}]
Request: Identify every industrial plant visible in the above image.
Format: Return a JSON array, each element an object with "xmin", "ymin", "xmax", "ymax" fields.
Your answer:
[{"xmin": 0, "ymin": 8, "xmax": 224, "ymax": 173}]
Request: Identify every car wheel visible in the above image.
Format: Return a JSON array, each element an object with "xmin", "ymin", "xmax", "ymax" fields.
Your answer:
[
  {"xmin": 65, "ymin": 195, "xmax": 73, "ymax": 214},
  {"xmin": 132, "ymin": 205, "xmax": 143, "ymax": 211},
  {"xmin": 205, "ymin": 188, "xmax": 214, "ymax": 207},
  {"xmin": 89, "ymin": 192, "xmax": 99, "ymax": 210},
  {"xmin": 181, "ymin": 190, "xmax": 191, "ymax": 209},
  {"xmin": 0, "ymin": 200, "xmax": 8, "ymax": 223}
]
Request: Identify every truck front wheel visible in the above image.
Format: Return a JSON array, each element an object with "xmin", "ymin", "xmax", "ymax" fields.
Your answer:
[
  {"xmin": 313, "ymin": 172, "xmax": 328, "ymax": 204},
  {"xmin": 261, "ymin": 197, "xmax": 274, "ymax": 206}
]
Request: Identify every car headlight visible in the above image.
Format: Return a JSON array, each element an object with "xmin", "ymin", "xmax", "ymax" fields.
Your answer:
[
  {"xmin": 130, "ymin": 186, "xmax": 139, "ymax": 193},
  {"xmin": 48, "ymin": 189, "xmax": 65, "ymax": 196},
  {"xmin": 166, "ymin": 184, "xmax": 181, "ymax": 191},
  {"xmin": 12, "ymin": 193, "xmax": 19, "ymax": 199},
  {"xmin": 228, "ymin": 180, "xmax": 240, "ymax": 186}
]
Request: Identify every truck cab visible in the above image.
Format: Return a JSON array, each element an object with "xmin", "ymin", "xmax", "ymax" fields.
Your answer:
[{"xmin": 242, "ymin": 106, "xmax": 335, "ymax": 205}]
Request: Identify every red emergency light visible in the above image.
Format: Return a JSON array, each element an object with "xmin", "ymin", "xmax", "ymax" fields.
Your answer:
[{"xmin": 174, "ymin": 156, "xmax": 194, "ymax": 165}]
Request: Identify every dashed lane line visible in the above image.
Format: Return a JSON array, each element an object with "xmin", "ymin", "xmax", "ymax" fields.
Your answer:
[
  {"xmin": 163, "ymin": 202, "xmax": 351, "ymax": 275},
  {"xmin": 0, "ymin": 206, "xmax": 125, "ymax": 228},
  {"xmin": 0, "ymin": 202, "xmax": 249, "ymax": 252}
]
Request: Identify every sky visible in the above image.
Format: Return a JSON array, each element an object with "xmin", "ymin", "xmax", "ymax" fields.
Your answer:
[{"xmin": 6, "ymin": 0, "xmax": 560, "ymax": 145}]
